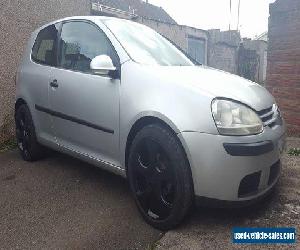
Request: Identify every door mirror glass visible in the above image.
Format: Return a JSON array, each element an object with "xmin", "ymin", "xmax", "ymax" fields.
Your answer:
[{"xmin": 90, "ymin": 55, "xmax": 117, "ymax": 77}]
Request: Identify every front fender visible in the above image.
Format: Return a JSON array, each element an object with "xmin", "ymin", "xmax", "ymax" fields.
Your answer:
[{"xmin": 119, "ymin": 61, "xmax": 218, "ymax": 168}]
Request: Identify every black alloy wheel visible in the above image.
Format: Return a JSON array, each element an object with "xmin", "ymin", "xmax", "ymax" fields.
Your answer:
[
  {"xmin": 132, "ymin": 138, "xmax": 176, "ymax": 220},
  {"xmin": 128, "ymin": 124, "xmax": 193, "ymax": 230}
]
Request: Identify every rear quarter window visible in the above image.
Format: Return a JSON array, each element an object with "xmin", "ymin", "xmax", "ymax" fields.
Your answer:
[{"xmin": 31, "ymin": 24, "xmax": 60, "ymax": 66}]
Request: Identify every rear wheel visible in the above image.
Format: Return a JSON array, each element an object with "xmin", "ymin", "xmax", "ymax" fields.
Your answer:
[
  {"xmin": 15, "ymin": 104, "xmax": 47, "ymax": 161},
  {"xmin": 128, "ymin": 124, "xmax": 193, "ymax": 230}
]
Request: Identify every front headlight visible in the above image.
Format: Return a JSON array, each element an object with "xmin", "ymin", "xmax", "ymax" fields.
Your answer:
[{"xmin": 211, "ymin": 99, "xmax": 263, "ymax": 136}]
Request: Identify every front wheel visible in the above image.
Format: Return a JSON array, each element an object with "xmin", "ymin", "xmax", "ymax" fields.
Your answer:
[{"xmin": 128, "ymin": 124, "xmax": 194, "ymax": 230}]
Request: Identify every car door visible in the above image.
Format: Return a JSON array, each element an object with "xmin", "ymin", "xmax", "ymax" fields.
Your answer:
[
  {"xmin": 49, "ymin": 20, "xmax": 121, "ymax": 165},
  {"xmin": 28, "ymin": 23, "xmax": 60, "ymax": 143}
]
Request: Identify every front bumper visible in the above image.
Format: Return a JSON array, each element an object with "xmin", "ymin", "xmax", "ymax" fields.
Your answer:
[{"xmin": 178, "ymin": 124, "xmax": 286, "ymax": 203}]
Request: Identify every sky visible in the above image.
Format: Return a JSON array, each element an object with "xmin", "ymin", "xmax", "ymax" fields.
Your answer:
[{"xmin": 149, "ymin": 0, "xmax": 276, "ymax": 38}]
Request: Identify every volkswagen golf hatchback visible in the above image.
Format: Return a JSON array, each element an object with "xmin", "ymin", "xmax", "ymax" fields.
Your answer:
[{"xmin": 15, "ymin": 16, "xmax": 286, "ymax": 230}]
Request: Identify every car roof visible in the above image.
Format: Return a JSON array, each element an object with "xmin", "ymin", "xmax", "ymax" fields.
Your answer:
[
  {"xmin": 37, "ymin": 16, "xmax": 128, "ymax": 30},
  {"xmin": 58, "ymin": 15, "xmax": 122, "ymax": 22},
  {"xmin": 33, "ymin": 16, "xmax": 136, "ymax": 36}
]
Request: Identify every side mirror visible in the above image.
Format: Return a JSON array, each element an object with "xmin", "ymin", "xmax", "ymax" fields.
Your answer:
[{"xmin": 90, "ymin": 55, "xmax": 119, "ymax": 78}]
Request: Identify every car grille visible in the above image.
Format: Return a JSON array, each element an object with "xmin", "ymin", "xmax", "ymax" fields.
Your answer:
[{"xmin": 257, "ymin": 104, "xmax": 280, "ymax": 127}]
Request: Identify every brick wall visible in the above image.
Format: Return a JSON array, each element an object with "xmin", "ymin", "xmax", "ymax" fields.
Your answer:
[
  {"xmin": 266, "ymin": 0, "xmax": 300, "ymax": 136},
  {"xmin": 0, "ymin": 0, "xmax": 91, "ymax": 143}
]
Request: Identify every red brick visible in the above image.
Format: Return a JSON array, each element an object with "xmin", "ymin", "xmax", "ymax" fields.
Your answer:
[
  {"xmin": 272, "ymin": 87, "xmax": 300, "ymax": 99},
  {"xmin": 269, "ymin": 39, "xmax": 300, "ymax": 51},
  {"xmin": 267, "ymin": 74, "xmax": 300, "ymax": 88},
  {"xmin": 275, "ymin": 97, "xmax": 300, "ymax": 113},
  {"xmin": 268, "ymin": 49, "xmax": 300, "ymax": 62},
  {"xmin": 268, "ymin": 62, "xmax": 300, "ymax": 75},
  {"xmin": 282, "ymin": 111, "xmax": 300, "ymax": 127},
  {"xmin": 267, "ymin": 0, "xmax": 300, "ymax": 136}
]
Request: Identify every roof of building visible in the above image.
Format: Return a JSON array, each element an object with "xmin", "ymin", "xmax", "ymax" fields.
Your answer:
[{"xmin": 95, "ymin": 0, "xmax": 177, "ymax": 24}]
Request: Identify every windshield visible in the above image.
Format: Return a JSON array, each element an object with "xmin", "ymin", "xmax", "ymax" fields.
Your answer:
[{"xmin": 103, "ymin": 19, "xmax": 194, "ymax": 66}]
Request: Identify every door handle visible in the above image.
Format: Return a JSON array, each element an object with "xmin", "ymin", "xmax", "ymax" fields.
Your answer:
[{"xmin": 50, "ymin": 79, "xmax": 58, "ymax": 88}]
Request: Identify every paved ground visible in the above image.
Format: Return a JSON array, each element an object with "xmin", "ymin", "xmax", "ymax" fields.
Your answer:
[
  {"xmin": 0, "ymin": 138, "xmax": 299, "ymax": 249},
  {"xmin": 0, "ymin": 151, "xmax": 162, "ymax": 249}
]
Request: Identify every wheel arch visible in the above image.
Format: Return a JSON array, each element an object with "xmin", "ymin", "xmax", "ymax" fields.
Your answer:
[
  {"xmin": 124, "ymin": 115, "xmax": 192, "ymax": 178},
  {"xmin": 125, "ymin": 117, "xmax": 173, "ymax": 170}
]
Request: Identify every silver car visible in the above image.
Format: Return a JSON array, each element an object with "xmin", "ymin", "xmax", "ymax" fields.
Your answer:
[{"xmin": 15, "ymin": 16, "xmax": 286, "ymax": 230}]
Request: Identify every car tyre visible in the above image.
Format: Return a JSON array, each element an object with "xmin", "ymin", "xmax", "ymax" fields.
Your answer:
[
  {"xmin": 128, "ymin": 124, "xmax": 194, "ymax": 230},
  {"xmin": 15, "ymin": 104, "xmax": 47, "ymax": 161}
]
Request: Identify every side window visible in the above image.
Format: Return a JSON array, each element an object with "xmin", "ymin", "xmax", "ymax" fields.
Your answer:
[
  {"xmin": 31, "ymin": 24, "xmax": 59, "ymax": 66},
  {"xmin": 59, "ymin": 21, "xmax": 119, "ymax": 73}
]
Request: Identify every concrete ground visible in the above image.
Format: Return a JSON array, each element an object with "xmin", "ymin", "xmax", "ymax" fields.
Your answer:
[
  {"xmin": 0, "ymin": 150, "xmax": 162, "ymax": 249},
  {"xmin": 0, "ymin": 138, "xmax": 299, "ymax": 249}
]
